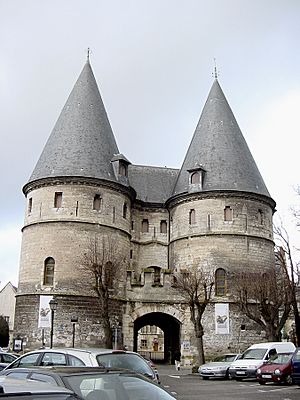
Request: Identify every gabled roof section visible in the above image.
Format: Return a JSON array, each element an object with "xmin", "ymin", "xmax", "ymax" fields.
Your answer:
[
  {"xmin": 129, "ymin": 165, "xmax": 179, "ymax": 204},
  {"xmin": 173, "ymin": 79, "xmax": 271, "ymax": 198},
  {"xmin": 28, "ymin": 61, "xmax": 119, "ymax": 184}
]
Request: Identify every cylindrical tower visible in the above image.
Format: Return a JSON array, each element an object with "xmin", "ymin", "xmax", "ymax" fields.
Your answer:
[{"xmin": 14, "ymin": 60, "xmax": 134, "ymax": 349}]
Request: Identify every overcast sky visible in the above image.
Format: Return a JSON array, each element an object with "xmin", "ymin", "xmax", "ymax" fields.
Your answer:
[{"xmin": 1, "ymin": 0, "xmax": 300, "ymax": 288}]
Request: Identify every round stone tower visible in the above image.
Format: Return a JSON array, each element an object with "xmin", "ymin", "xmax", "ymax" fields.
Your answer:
[{"xmin": 15, "ymin": 60, "xmax": 134, "ymax": 349}]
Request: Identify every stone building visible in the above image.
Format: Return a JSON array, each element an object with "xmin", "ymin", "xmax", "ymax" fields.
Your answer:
[
  {"xmin": 0, "ymin": 282, "xmax": 17, "ymax": 348},
  {"xmin": 14, "ymin": 59, "xmax": 276, "ymax": 363}
]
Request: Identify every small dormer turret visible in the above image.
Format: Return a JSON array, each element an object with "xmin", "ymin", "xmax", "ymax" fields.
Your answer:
[
  {"xmin": 187, "ymin": 164, "xmax": 206, "ymax": 193},
  {"xmin": 111, "ymin": 153, "xmax": 131, "ymax": 186}
]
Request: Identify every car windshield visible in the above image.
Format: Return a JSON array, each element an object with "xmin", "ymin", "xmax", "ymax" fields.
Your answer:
[
  {"xmin": 213, "ymin": 354, "xmax": 237, "ymax": 362},
  {"xmin": 267, "ymin": 353, "xmax": 293, "ymax": 364},
  {"xmin": 240, "ymin": 348, "xmax": 267, "ymax": 360},
  {"xmin": 65, "ymin": 373, "xmax": 174, "ymax": 400},
  {"xmin": 96, "ymin": 354, "xmax": 154, "ymax": 378}
]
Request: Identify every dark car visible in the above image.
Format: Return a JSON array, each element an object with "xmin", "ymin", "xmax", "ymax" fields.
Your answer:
[
  {"xmin": 0, "ymin": 375, "xmax": 80, "ymax": 399},
  {"xmin": 291, "ymin": 347, "xmax": 300, "ymax": 385},
  {"xmin": 256, "ymin": 352, "xmax": 294, "ymax": 385},
  {"xmin": 3, "ymin": 348, "xmax": 159, "ymax": 382},
  {"xmin": 0, "ymin": 366, "xmax": 176, "ymax": 399}
]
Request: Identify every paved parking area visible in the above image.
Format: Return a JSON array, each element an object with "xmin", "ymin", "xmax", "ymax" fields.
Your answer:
[{"xmin": 158, "ymin": 366, "xmax": 300, "ymax": 400}]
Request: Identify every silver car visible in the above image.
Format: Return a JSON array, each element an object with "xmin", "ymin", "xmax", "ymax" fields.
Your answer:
[
  {"xmin": 198, "ymin": 353, "xmax": 240, "ymax": 379},
  {"xmin": 3, "ymin": 348, "xmax": 158, "ymax": 382}
]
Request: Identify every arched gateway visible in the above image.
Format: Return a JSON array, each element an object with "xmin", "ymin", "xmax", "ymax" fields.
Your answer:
[{"xmin": 133, "ymin": 312, "xmax": 181, "ymax": 363}]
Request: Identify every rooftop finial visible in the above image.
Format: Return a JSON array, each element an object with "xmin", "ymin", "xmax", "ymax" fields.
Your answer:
[
  {"xmin": 213, "ymin": 58, "xmax": 219, "ymax": 79},
  {"xmin": 87, "ymin": 47, "xmax": 91, "ymax": 63}
]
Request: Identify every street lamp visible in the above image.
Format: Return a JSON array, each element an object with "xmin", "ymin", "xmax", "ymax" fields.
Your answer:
[{"xmin": 49, "ymin": 297, "xmax": 58, "ymax": 349}]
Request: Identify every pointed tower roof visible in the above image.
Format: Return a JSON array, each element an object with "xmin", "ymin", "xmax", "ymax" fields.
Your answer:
[
  {"xmin": 28, "ymin": 60, "xmax": 119, "ymax": 184},
  {"xmin": 172, "ymin": 79, "xmax": 271, "ymax": 198}
]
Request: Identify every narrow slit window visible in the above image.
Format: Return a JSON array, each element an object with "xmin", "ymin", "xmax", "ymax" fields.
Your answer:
[
  {"xmin": 28, "ymin": 198, "xmax": 33, "ymax": 214},
  {"xmin": 54, "ymin": 192, "xmax": 62, "ymax": 208},
  {"xmin": 142, "ymin": 219, "xmax": 149, "ymax": 233},
  {"xmin": 123, "ymin": 203, "xmax": 127, "ymax": 219},
  {"xmin": 258, "ymin": 209, "xmax": 264, "ymax": 225},
  {"xmin": 93, "ymin": 194, "xmax": 101, "ymax": 211},
  {"xmin": 44, "ymin": 257, "xmax": 55, "ymax": 286},
  {"xmin": 189, "ymin": 209, "xmax": 196, "ymax": 225},
  {"xmin": 224, "ymin": 206, "xmax": 233, "ymax": 221}
]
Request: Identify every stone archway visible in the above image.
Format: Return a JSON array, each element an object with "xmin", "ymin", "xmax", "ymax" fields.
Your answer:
[{"xmin": 133, "ymin": 312, "xmax": 181, "ymax": 364}]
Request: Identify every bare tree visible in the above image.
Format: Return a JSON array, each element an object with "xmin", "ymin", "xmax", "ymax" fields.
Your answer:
[
  {"xmin": 81, "ymin": 234, "xmax": 127, "ymax": 348},
  {"xmin": 232, "ymin": 266, "xmax": 292, "ymax": 341},
  {"xmin": 174, "ymin": 265, "xmax": 214, "ymax": 365},
  {"xmin": 274, "ymin": 222, "xmax": 300, "ymax": 345}
]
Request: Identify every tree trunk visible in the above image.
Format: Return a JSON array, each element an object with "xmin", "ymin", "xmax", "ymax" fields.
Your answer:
[{"xmin": 196, "ymin": 335, "xmax": 205, "ymax": 365}]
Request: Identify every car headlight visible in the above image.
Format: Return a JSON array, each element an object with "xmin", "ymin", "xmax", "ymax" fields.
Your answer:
[
  {"xmin": 257, "ymin": 369, "xmax": 261, "ymax": 374},
  {"xmin": 274, "ymin": 369, "xmax": 281, "ymax": 375}
]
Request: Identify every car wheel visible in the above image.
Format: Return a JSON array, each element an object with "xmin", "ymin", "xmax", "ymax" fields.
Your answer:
[
  {"xmin": 258, "ymin": 380, "xmax": 266, "ymax": 385},
  {"xmin": 285, "ymin": 375, "xmax": 292, "ymax": 385}
]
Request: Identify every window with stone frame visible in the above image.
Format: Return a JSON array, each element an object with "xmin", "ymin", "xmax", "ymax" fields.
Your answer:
[
  {"xmin": 224, "ymin": 206, "xmax": 233, "ymax": 221},
  {"xmin": 141, "ymin": 339, "xmax": 147, "ymax": 348},
  {"xmin": 93, "ymin": 194, "xmax": 102, "ymax": 211},
  {"xmin": 189, "ymin": 209, "xmax": 196, "ymax": 225},
  {"xmin": 141, "ymin": 219, "xmax": 149, "ymax": 233},
  {"xmin": 54, "ymin": 192, "xmax": 62, "ymax": 209},
  {"xmin": 191, "ymin": 171, "xmax": 200, "ymax": 184},
  {"xmin": 28, "ymin": 197, "xmax": 32, "ymax": 214},
  {"xmin": 215, "ymin": 268, "xmax": 226, "ymax": 296},
  {"xmin": 160, "ymin": 220, "xmax": 167, "ymax": 234},
  {"xmin": 43, "ymin": 257, "xmax": 55, "ymax": 286}
]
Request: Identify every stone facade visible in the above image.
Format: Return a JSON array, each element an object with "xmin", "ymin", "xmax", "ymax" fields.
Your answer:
[{"xmin": 14, "ymin": 60, "xmax": 276, "ymax": 362}]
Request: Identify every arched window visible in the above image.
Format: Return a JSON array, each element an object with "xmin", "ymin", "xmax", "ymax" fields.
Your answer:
[
  {"xmin": 189, "ymin": 209, "xmax": 196, "ymax": 225},
  {"xmin": 215, "ymin": 268, "xmax": 226, "ymax": 296},
  {"xmin": 142, "ymin": 219, "xmax": 149, "ymax": 233},
  {"xmin": 191, "ymin": 171, "xmax": 200, "ymax": 184},
  {"xmin": 43, "ymin": 257, "xmax": 55, "ymax": 286},
  {"xmin": 224, "ymin": 206, "xmax": 233, "ymax": 221},
  {"xmin": 93, "ymin": 194, "xmax": 101, "ymax": 211},
  {"xmin": 119, "ymin": 162, "xmax": 127, "ymax": 177}
]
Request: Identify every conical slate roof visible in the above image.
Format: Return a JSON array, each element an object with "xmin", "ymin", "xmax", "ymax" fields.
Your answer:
[
  {"xmin": 173, "ymin": 79, "xmax": 271, "ymax": 198},
  {"xmin": 28, "ymin": 61, "xmax": 119, "ymax": 183}
]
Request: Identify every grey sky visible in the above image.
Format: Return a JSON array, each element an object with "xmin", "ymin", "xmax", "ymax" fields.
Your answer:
[{"xmin": 1, "ymin": 0, "xmax": 300, "ymax": 287}]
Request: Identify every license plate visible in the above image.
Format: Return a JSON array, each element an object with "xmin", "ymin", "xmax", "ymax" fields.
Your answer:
[
  {"xmin": 261, "ymin": 374, "xmax": 272, "ymax": 378},
  {"xmin": 236, "ymin": 371, "xmax": 246, "ymax": 375}
]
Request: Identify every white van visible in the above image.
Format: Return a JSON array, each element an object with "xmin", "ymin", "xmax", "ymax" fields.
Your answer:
[{"xmin": 228, "ymin": 342, "xmax": 296, "ymax": 380}]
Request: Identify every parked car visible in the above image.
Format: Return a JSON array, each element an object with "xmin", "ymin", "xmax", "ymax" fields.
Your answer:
[
  {"xmin": 0, "ymin": 375, "xmax": 81, "ymax": 399},
  {"xmin": 291, "ymin": 347, "xmax": 300, "ymax": 385},
  {"xmin": 229, "ymin": 342, "xmax": 296, "ymax": 380},
  {"xmin": 256, "ymin": 352, "xmax": 294, "ymax": 385},
  {"xmin": 0, "ymin": 366, "xmax": 176, "ymax": 399},
  {"xmin": 3, "ymin": 348, "xmax": 159, "ymax": 382},
  {"xmin": 0, "ymin": 353, "xmax": 18, "ymax": 371},
  {"xmin": 198, "ymin": 353, "xmax": 240, "ymax": 379}
]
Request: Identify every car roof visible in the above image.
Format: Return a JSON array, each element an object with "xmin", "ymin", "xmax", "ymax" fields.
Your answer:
[
  {"xmin": 0, "ymin": 375, "xmax": 74, "ymax": 393},
  {"xmin": 1, "ymin": 366, "xmax": 142, "ymax": 376}
]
